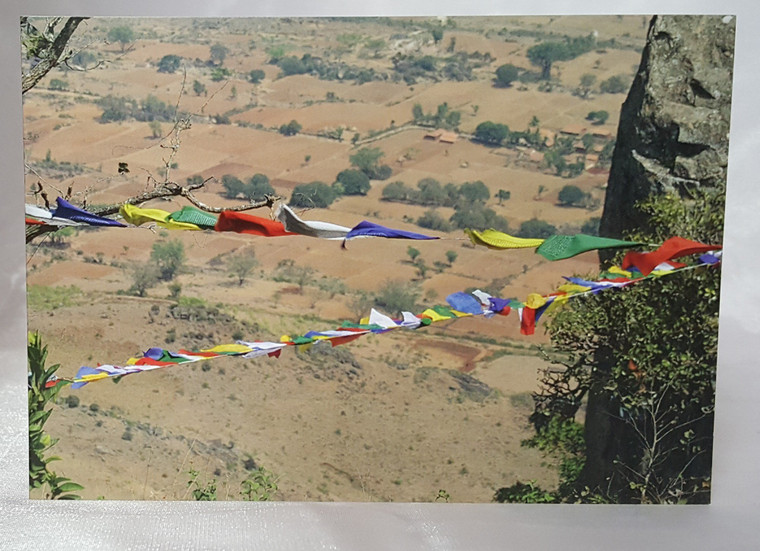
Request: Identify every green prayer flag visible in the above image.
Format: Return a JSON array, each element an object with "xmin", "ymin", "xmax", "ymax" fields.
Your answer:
[
  {"xmin": 167, "ymin": 206, "xmax": 218, "ymax": 229},
  {"xmin": 536, "ymin": 234, "xmax": 643, "ymax": 261},
  {"xmin": 432, "ymin": 305, "xmax": 456, "ymax": 318},
  {"xmin": 340, "ymin": 321, "xmax": 384, "ymax": 331}
]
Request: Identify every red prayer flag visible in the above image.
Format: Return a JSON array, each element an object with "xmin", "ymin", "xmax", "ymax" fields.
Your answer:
[
  {"xmin": 328, "ymin": 334, "xmax": 365, "ymax": 347},
  {"xmin": 622, "ymin": 237, "xmax": 720, "ymax": 276},
  {"xmin": 215, "ymin": 211, "xmax": 297, "ymax": 237},
  {"xmin": 520, "ymin": 308, "xmax": 536, "ymax": 336}
]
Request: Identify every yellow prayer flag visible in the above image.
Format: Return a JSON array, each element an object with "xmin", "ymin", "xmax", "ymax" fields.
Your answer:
[
  {"xmin": 608, "ymin": 266, "xmax": 633, "ymax": 278},
  {"xmin": 464, "ymin": 228, "xmax": 545, "ymax": 250},
  {"xmin": 120, "ymin": 204, "xmax": 202, "ymax": 230},
  {"xmin": 525, "ymin": 293, "xmax": 547, "ymax": 309},
  {"xmin": 202, "ymin": 343, "xmax": 254, "ymax": 354},
  {"xmin": 420, "ymin": 308, "xmax": 453, "ymax": 322}
]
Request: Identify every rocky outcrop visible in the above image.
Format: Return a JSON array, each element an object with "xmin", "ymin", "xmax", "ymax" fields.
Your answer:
[
  {"xmin": 581, "ymin": 14, "xmax": 734, "ymax": 497},
  {"xmin": 599, "ymin": 15, "xmax": 735, "ymax": 240}
]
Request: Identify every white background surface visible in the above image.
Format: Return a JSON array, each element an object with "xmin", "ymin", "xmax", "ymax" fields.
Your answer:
[{"xmin": 1, "ymin": 1, "xmax": 758, "ymax": 549}]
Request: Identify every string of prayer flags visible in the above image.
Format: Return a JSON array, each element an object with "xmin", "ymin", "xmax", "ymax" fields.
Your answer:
[
  {"xmin": 60, "ymin": 251, "xmax": 720, "ymax": 389},
  {"xmin": 51, "ymin": 197, "xmax": 126, "ymax": 227},
  {"xmin": 622, "ymin": 236, "xmax": 722, "ymax": 276},
  {"xmin": 464, "ymin": 228, "xmax": 545, "ymax": 250},
  {"xmin": 535, "ymin": 234, "xmax": 644, "ymax": 261}
]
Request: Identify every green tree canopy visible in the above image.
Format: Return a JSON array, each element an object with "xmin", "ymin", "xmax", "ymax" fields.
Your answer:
[
  {"xmin": 107, "ymin": 26, "xmax": 134, "ymax": 52},
  {"xmin": 527, "ymin": 41, "xmax": 572, "ymax": 80},
  {"xmin": 221, "ymin": 175, "xmax": 245, "ymax": 199},
  {"xmin": 279, "ymin": 120, "xmax": 302, "ymax": 136},
  {"xmin": 335, "ymin": 169, "xmax": 371, "ymax": 196},
  {"xmin": 474, "ymin": 121, "xmax": 510, "ymax": 145},
  {"xmin": 495, "ymin": 63, "xmax": 520, "ymax": 87},
  {"xmin": 249, "ymin": 69, "xmax": 265, "ymax": 83},
  {"xmin": 192, "ymin": 79, "xmax": 206, "ymax": 96},
  {"xmin": 245, "ymin": 174, "xmax": 274, "ymax": 200},
  {"xmin": 150, "ymin": 239, "xmax": 186, "ymax": 281},
  {"xmin": 290, "ymin": 181, "xmax": 337, "ymax": 208},
  {"xmin": 381, "ymin": 181, "xmax": 410, "ymax": 202},
  {"xmin": 516, "ymin": 218, "xmax": 557, "ymax": 238},
  {"xmin": 599, "ymin": 75, "xmax": 629, "ymax": 94},
  {"xmin": 458, "ymin": 180, "xmax": 490, "ymax": 204},
  {"xmin": 157, "ymin": 54, "xmax": 181, "ymax": 74},
  {"xmin": 558, "ymin": 184, "xmax": 587, "ymax": 206},
  {"xmin": 210, "ymin": 43, "xmax": 229, "ymax": 65},
  {"xmin": 449, "ymin": 204, "xmax": 509, "ymax": 232},
  {"xmin": 374, "ymin": 280, "xmax": 421, "ymax": 317},
  {"xmin": 227, "ymin": 250, "xmax": 258, "ymax": 285},
  {"xmin": 586, "ymin": 110, "xmax": 610, "ymax": 125},
  {"xmin": 349, "ymin": 147, "xmax": 390, "ymax": 179}
]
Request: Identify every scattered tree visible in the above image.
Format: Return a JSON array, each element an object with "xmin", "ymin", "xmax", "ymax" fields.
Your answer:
[
  {"xmin": 246, "ymin": 174, "xmax": 274, "ymax": 200},
  {"xmin": 209, "ymin": 43, "xmax": 229, "ymax": 66},
  {"xmin": 445, "ymin": 250, "xmax": 458, "ymax": 265},
  {"xmin": 49, "ymin": 78, "xmax": 68, "ymax": 91},
  {"xmin": 516, "ymin": 218, "xmax": 557, "ymax": 238},
  {"xmin": 527, "ymin": 42, "xmax": 571, "ymax": 80},
  {"xmin": 458, "ymin": 181, "xmax": 490, "ymax": 204},
  {"xmin": 150, "ymin": 239, "xmax": 186, "ymax": 281},
  {"xmin": 578, "ymin": 73, "xmax": 596, "ymax": 98},
  {"xmin": 107, "ymin": 25, "xmax": 135, "ymax": 53},
  {"xmin": 431, "ymin": 27, "xmax": 444, "ymax": 45},
  {"xmin": 474, "ymin": 121, "xmax": 510, "ymax": 145},
  {"xmin": 210, "ymin": 67, "xmax": 232, "ymax": 82},
  {"xmin": 290, "ymin": 181, "xmax": 337, "ymax": 208},
  {"xmin": 374, "ymin": 280, "xmax": 421, "ymax": 317},
  {"xmin": 416, "ymin": 209, "xmax": 453, "ymax": 232},
  {"xmin": 449, "ymin": 204, "xmax": 509, "ymax": 232},
  {"xmin": 581, "ymin": 216, "xmax": 601, "ymax": 236},
  {"xmin": 349, "ymin": 147, "xmax": 390, "ymax": 179},
  {"xmin": 227, "ymin": 250, "xmax": 258, "ymax": 285},
  {"xmin": 586, "ymin": 110, "xmax": 610, "ymax": 125},
  {"xmin": 221, "ymin": 175, "xmax": 245, "ymax": 199},
  {"xmin": 495, "ymin": 63, "xmax": 520, "ymax": 87},
  {"xmin": 496, "ymin": 189, "xmax": 511, "ymax": 204},
  {"xmin": 128, "ymin": 262, "xmax": 160, "ymax": 297},
  {"xmin": 192, "ymin": 79, "xmax": 206, "ymax": 96},
  {"xmin": 335, "ymin": 169, "xmax": 371, "ymax": 196},
  {"xmin": 249, "ymin": 69, "xmax": 266, "ymax": 84},
  {"xmin": 599, "ymin": 75, "xmax": 629, "ymax": 94},
  {"xmin": 157, "ymin": 54, "xmax": 181, "ymax": 74},
  {"xmin": 148, "ymin": 120, "xmax": 162, "ymax": 139},
  {"xmin": 279, "ymin": 120, "xmax": 302, "ymax": 136},
  {"xmin": 558, "ymin": 184, "xmax": 588, "ymax": 207}
]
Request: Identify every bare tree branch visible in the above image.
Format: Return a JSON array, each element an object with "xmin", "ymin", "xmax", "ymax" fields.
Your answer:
[{"xmin": 21, "ymin": 17, "xmax": 88, "ymax": 94}]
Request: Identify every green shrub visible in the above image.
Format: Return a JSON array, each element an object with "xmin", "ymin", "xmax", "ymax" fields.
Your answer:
[
  {"xmin": 516, "ymin": 218, "xmax": 557, "ymax": 239},
  {"xmin": 290, "ymin": 181, "xmax": 337, "ymax": 208}
]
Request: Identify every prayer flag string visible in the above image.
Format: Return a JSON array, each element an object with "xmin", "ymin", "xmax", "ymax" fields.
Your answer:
[
  {"xmin": 25, "ymin": 199, "xmax": 721, "ymax": 263},
  {"xmin": 48, "ymin": 252, "xmax": 720, "ymax": 390}
]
